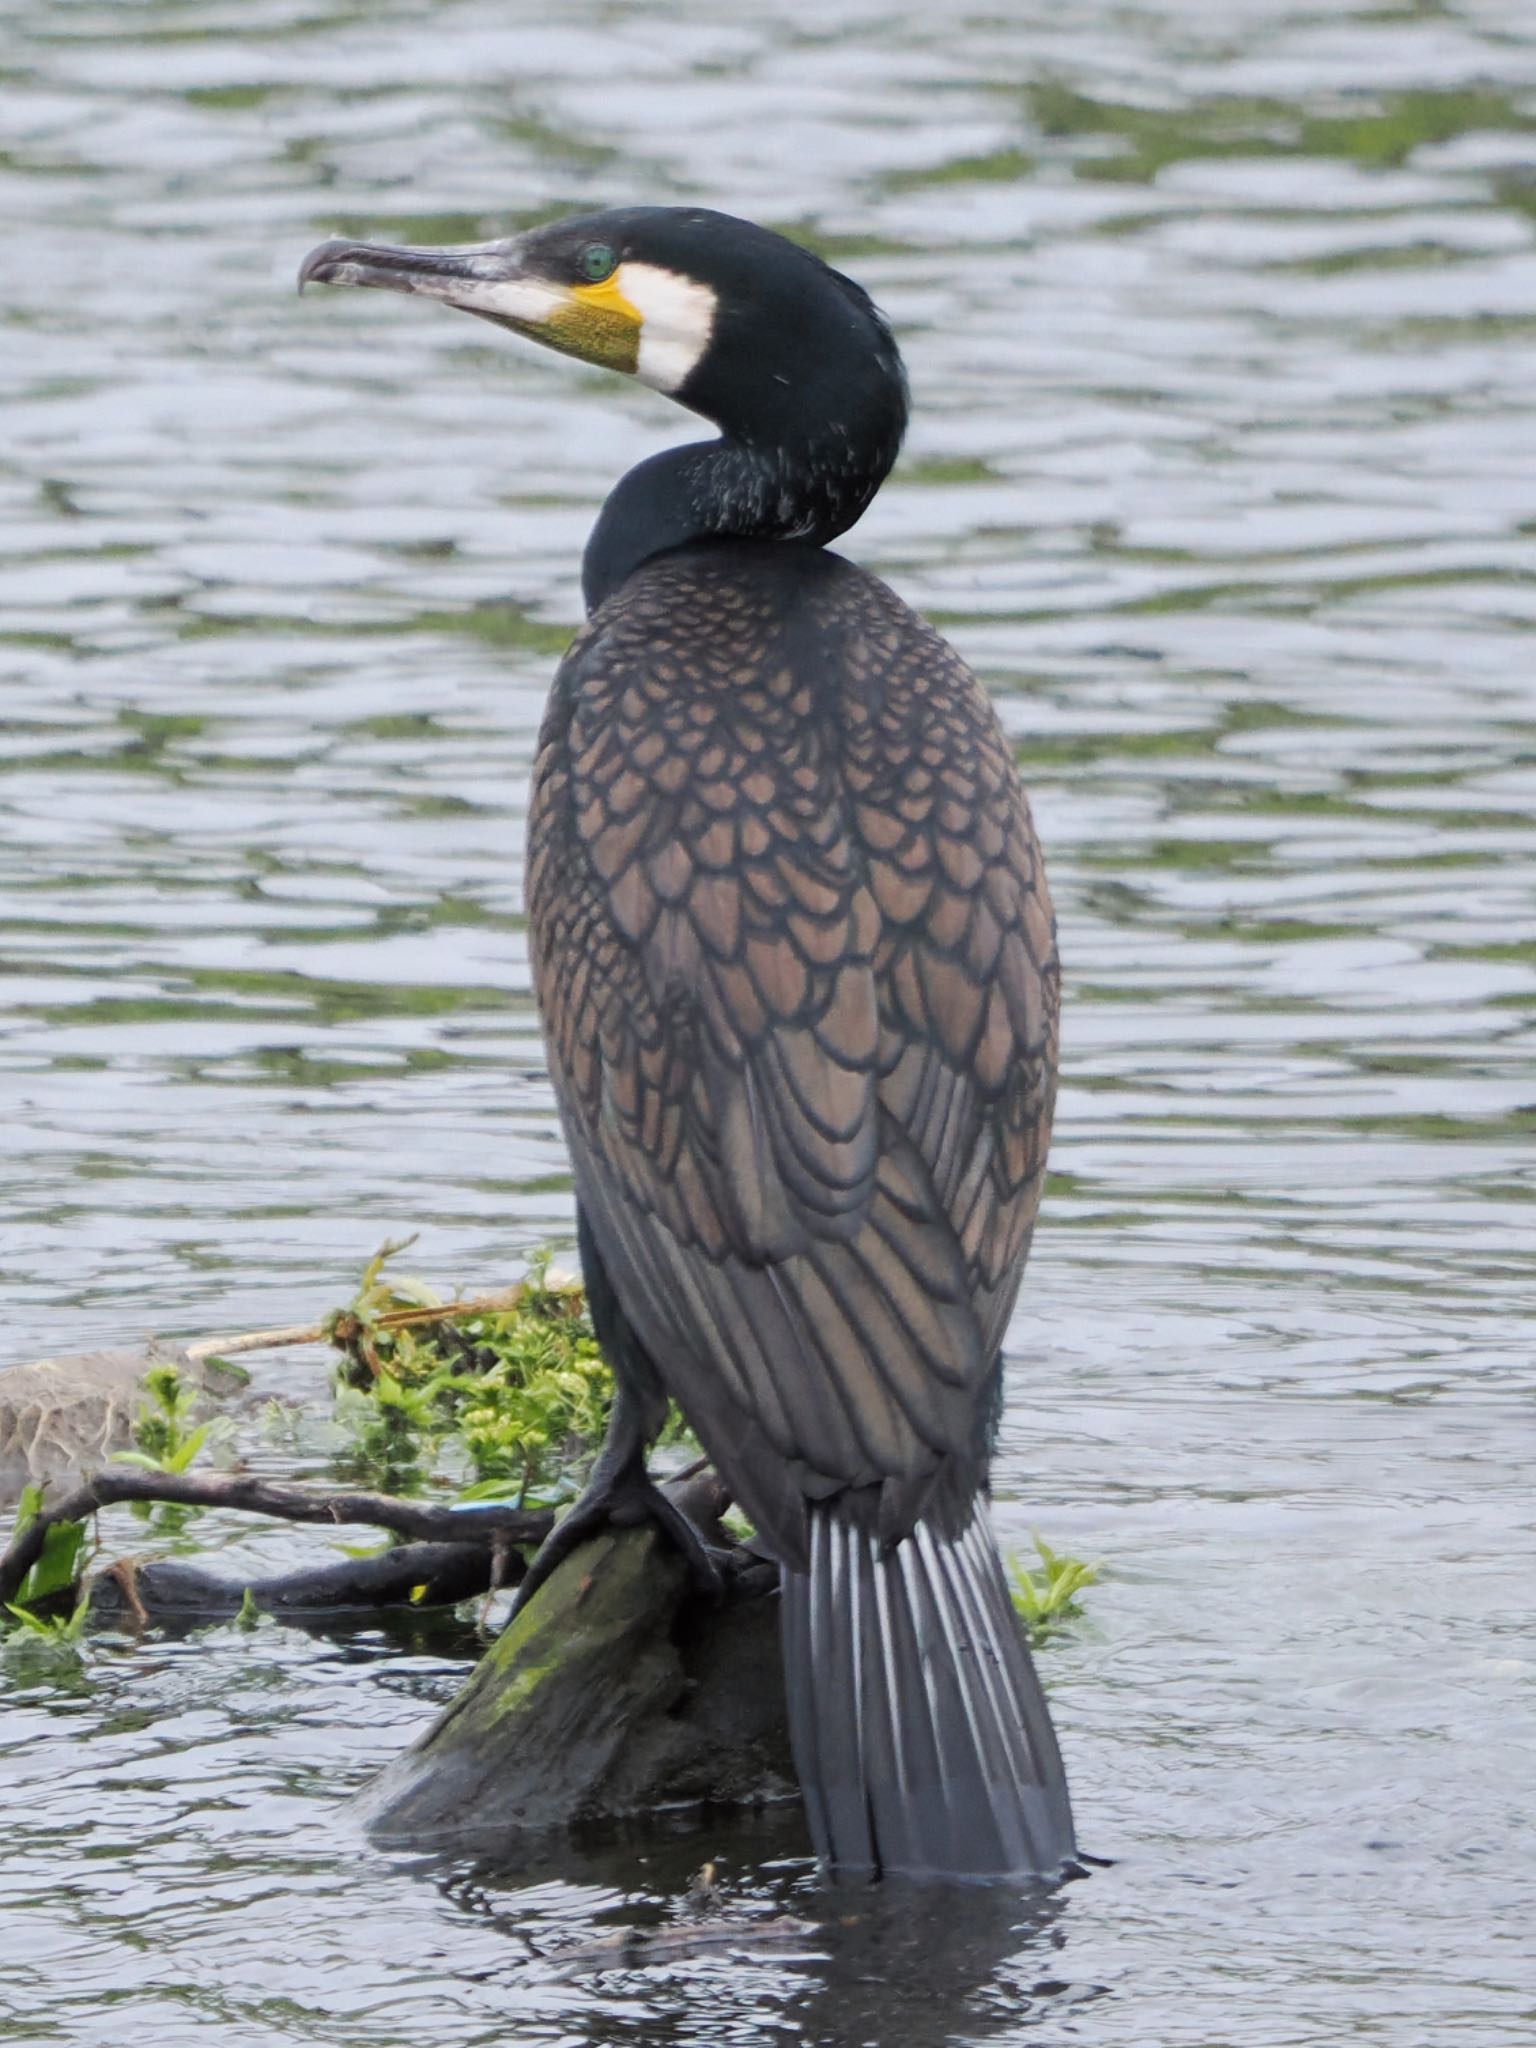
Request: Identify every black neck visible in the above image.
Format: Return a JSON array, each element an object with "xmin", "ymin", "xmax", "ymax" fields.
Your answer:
[{"xmin": 582, "ymin": 419, "xmax": 903, "ymax": 614}]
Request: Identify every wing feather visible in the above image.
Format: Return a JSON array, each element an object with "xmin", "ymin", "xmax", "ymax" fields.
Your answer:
[{"xmin": 529, "ymin": 549, "xmax": 1057, "ymax": 1559}]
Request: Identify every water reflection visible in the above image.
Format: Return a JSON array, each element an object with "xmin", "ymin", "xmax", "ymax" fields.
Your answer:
[
  {"xmin": 741, "ymin": 1880, "xmax": 1081, "ymax": 2048},
  {"xmin": 434, "ymin": 1824, "xmax": 1084, "ymax": 2048}
]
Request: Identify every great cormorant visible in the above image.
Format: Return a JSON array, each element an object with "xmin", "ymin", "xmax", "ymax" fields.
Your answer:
[{"xmin": 300, "ymin": 207, "xmax": 1075, "ymax": 1882}]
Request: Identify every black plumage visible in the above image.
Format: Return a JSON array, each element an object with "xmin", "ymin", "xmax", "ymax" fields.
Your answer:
[{"xmin": 301, "ymin": 207, "xmax": 1075, "ymax": 1881}]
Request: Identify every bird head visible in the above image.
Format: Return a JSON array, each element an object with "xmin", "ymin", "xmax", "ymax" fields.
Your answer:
[{"xmin": 299, "ymin": 205, "xmax": 907, "ymax": 456}]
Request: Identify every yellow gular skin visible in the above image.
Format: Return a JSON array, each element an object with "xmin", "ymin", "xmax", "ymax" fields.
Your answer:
[{"xmin": 540, "ymin": 274, "xmax": 644, "ymax": 375}]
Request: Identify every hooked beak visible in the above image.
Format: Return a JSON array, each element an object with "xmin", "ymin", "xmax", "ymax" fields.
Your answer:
[{"xmin": 298, "ymin": 235, "xmax": 643, "ymax": 374}]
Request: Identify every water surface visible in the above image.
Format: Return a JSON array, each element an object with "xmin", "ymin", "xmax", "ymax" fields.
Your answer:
[{"xmin": 2, "ymin": 2, "xmax": 1535, "ymax": 2043}]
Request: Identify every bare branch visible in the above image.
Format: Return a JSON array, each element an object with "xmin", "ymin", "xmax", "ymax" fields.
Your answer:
[
  {"xmin": 182, "ymin": 1324, "xmax": 326, "ymax": 1362},
  {"xmin": 89, "ymin": 1542, "xmax": 505, "ymax": 1626},
  {"xmin": 180, "ymin": 1284, "xmax": 536, "ymax": 1364},
  {"xmin": 0, "ymin": 1468, "xmax": 552, "ymax": 1606}
]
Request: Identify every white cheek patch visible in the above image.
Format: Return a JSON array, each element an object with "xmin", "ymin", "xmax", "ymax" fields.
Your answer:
[{"xmin": 619, "ymin": 262, "xmax": 717, "ymax": 393}]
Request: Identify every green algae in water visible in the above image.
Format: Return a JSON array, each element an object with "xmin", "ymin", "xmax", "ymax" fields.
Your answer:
[{"xmin": 1024, "ymin": 79, "xmax": 1536, "ymax": 184}]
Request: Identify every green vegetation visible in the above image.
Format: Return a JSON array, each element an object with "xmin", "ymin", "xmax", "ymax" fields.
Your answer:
[
  {"xmin": 115, "ymin": 1362, "xmax": 211, "ymax": 1477},
  {"xmin": 1007, "ymin": 1534, "xmax": 1101, "ymax": 1643},
  {"xmin": 328, "ymin": 1240, "xmax": 656, "ymax": 1503},
  {"xmin": 4, "ymin": 1591, "xmax": 91, "ymax": 1651},
  {"xmin": 114, "ymin": 1360, "xmax": 217, "ymax": 1532},
  {"xmin": 1, "ymin": 1245, "xmax": 1101, "ymax": 1675},
  {"xmin": 1, "ymin": 1486, "xmax": 90, "ymax": 1663},
  {"xmin": 5, "ymin": 1484, "xmax": 87, "ymax": 1610}
]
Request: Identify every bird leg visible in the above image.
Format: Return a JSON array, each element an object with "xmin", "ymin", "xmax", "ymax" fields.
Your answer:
[{"xmin": 506, "ymin": 1380, "xmax": 725, "ymax": 1619}]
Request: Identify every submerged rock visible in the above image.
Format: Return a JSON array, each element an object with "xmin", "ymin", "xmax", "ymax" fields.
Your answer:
[
  {"xmin": 0, "ymin": 1343, "xmax": 215, "ymax": 1507},
  {"xmin": 361, "ymin": 1524, "xmax": 798, "ymax": 1849}
]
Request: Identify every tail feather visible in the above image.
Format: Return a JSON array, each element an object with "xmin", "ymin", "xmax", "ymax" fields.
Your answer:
[{"xmin": 782, "ymin": 1498, "xmax": 1076, "ymax": 1880}]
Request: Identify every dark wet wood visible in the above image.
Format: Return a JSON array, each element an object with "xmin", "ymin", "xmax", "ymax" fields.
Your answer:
[
  {"xmin": 86, "ymin": 1541, "xmax": 502, "ymax": 1628},
  {"xmin": 0, "ymin": 1468, "xmax": 552, "ymax": 1606},
  {"xmin": 360, "ymin": 1524, "xmax": 797, "ymax": 1849}
]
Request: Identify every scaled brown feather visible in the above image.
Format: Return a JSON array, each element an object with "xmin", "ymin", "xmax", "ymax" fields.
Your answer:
[{"xmin": 528, "ymin": 540, "xmax": 1057, "ymax": 1566}]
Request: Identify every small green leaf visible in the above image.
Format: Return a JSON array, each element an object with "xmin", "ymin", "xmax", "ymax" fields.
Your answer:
[
  {"xmin": 114, "ymin": 1363, "xmax": 211, "ymax": 1488},
  {"xmin": 5, "ymin": 1587, "xmax": 91, "ymax": 1646},
  {"xmin": 9, "ymin": 1488, "xmax": 88, "ymax": 1607},
  {"xmin": 1007, "ymin": 1532, "xmax": 1102, "ymax": 1644},
  {"xmin": 162, "ymin": 1425, "xmax": 210, "ymax": 1473},
  {"xmin": 453, "ymin": 1477, "xmax": 524, "ymax": 1504},
  {"xmin": 15, "ymin": 1516, "xmax": 87, "ymax": 1606},
  {"xmin": 199, "ymin": 1354, "xmax": 251, "ymax": 1389},
  {"xmin": 5, "ymin": 1602, "xmax": 53, "ymax": 1637}
]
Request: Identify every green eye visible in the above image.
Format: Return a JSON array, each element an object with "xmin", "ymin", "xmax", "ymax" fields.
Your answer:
[{"xmin": 579, "ymin": 243, "xmax": 617, "ymax": 283}]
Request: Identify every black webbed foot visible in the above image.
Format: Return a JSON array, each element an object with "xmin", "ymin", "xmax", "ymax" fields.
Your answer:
[{"xmin": 508, "ymin": 1459, "xmax": 725, "ymax": 1620}]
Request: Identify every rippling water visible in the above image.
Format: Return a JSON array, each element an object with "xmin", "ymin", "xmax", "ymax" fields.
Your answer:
[{"xmin": 3, "ymin": 2, "xmax": 1535, "ymax": 2043}]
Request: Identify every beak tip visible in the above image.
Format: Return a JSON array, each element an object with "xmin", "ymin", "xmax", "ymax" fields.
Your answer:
[{"xmin": 298, "ymin": 239, "xmax": 353, "ymax": 293}]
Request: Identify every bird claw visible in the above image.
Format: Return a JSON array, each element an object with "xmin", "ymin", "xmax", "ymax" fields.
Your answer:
[{"xmin": 508, "ymin": 1470, "xmax": 724, "ymax": 1620}]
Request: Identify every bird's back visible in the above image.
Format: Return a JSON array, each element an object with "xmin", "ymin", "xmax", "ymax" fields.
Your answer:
[{"xmin": 527, "ymin": 540, "xmax": 1058, "ymax": 1567}]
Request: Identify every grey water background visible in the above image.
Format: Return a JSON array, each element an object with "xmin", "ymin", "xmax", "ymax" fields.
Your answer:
[{"xmin": 2, "ymin": 0, "xmax": 1535, "ymax": 2041}]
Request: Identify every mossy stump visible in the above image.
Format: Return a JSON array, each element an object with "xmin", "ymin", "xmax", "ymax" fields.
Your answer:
[{"xmin": 360, "ymin": 1526, "xmax": 798, "ymax": 1849}]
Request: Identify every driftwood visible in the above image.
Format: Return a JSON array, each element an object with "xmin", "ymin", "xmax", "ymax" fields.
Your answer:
[
  {"xmin": 360, "ymin": 1520, "xmax": 796, "ymax": 1849},
  {"xmin": 0, "ymin": 1451, "xmax": 797, "ymax": 1840},
  {"xmin": 87, "ymin": 1542, "xmax": 504, "ymax": 1629},
  {"xmin": 0, "ymin": 1467, "xmax": 552, "ymax": 1609},
  {"xmin": 0, "ymin": 1291, "xmax": 803, "ymax": 1845}
]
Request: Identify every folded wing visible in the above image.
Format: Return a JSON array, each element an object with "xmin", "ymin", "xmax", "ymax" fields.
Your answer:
[{"xmin": 528, "ymin": 551, "xmax": 1057, "ymax": 1565}]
